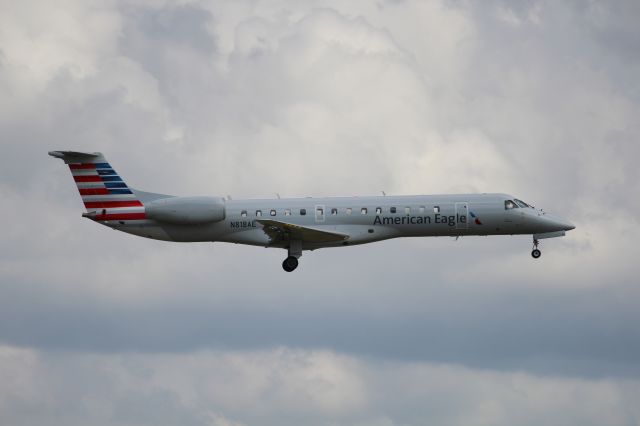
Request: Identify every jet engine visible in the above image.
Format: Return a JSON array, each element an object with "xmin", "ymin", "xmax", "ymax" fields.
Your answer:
[{"xmin": 145, "ymin": 196, "xmax": 225, "ymax": 225}]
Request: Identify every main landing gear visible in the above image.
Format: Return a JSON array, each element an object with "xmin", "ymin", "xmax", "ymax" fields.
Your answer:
[
  {"xmin": 282, "ymin": 256, "xmax": 299, "ymax": 272},
  {"xmin": 282, "ymin": 239, "xmax": 302, "ymax": 272},
  {"xmin": 531, "ymin": 238, "xmax": 541, "ymax": 259}
]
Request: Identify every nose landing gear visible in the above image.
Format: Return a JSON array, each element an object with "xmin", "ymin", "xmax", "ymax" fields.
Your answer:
[{"xmin": 531, "ymin": 238, "xmax": 541, "ymax": 259}]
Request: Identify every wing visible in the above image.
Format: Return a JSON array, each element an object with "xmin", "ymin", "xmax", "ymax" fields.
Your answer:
[{"xmin": 256, "ymin": 219, "xmax": 349, "ymax": 244}]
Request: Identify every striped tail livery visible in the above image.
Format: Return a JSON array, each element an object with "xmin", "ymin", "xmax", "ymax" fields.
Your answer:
[{"xmin": 49, "ymin": 151, "xmax": 146, "ymax": 222}]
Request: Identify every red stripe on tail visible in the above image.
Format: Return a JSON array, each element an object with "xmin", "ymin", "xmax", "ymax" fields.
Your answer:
[
  {"xmin": 84, "ymin": 200, "xmax": 143, "ymax": 208},
  {"xmin": 74, "ymin": 175, "xmax": 102, "ymax": 182},
  {"xmin": 95, "ymin": 213, "xmax": 146, "ymax": 221},
  {"xmin": 69, "ymin": 164, "xmax": 97, "ymax": 170},
  {"xmin": 79, "ymin": 188, "xmax": 109, "ymax": 195}
]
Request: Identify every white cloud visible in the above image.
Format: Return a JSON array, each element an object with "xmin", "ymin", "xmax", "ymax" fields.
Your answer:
[
  {"xmin": 0, "ymin": 0, "xmax": 120, "ymax": 96},
  {"xmin": 1, "ymin": 0, "xmax": 640, "ymax": 423}
]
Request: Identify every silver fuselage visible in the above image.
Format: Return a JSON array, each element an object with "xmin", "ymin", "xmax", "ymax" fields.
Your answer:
[{"xmin": 106, "ymin": 193, "xmax": 574, "ymax": 250}]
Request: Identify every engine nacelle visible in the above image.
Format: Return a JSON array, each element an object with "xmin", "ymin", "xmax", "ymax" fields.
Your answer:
[{"xmin": 145, "ymin": 196, "xmax": 225, "ymax": 225}]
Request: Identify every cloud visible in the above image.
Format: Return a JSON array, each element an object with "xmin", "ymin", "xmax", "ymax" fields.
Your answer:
[
  {"xmin": 1, "ymin": 345, "xmax": 639, "ymax": 426},
  {"xmin": 1, "ymin": 0, "xmax": 640, "ymax": 423}
]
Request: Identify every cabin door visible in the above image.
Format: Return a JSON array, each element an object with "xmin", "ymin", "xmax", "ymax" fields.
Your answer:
[{"xmin": 455, "ymin": 202, "xmax": 469, "ymax": 230}]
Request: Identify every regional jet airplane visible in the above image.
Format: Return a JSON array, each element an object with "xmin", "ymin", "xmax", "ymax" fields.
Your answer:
[{"xmin": 50, "ymin": 151, "xmax": 575, "ymax": 271}]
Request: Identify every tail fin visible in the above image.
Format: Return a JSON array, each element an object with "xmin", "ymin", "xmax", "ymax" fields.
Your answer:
[{"xmin": 48, "ymin": 151, "xmax": 146, "ymax": 222}]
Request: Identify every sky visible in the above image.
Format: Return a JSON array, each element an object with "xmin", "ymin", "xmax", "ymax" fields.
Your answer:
[{"xmin": 1, "ymin": 0, "xmax": 640, "ymax": 424}]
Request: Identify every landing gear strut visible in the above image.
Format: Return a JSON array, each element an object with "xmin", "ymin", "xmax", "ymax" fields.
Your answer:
[
  {"xmin": 282, "ymin": 239, "xmax": 302, "ymax": 272},
  {"xmin": 531, "ymin": 238, "xmax": 541, "ymax": 259}
]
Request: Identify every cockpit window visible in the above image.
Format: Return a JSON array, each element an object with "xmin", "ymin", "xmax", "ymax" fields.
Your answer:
[
  {"xmin": 514, "ymin": 199, "xmax": 532, "ymax": 208},
  {"xmin": 505, "ymin": 200, "xmax": 517, "ymax": 210}
]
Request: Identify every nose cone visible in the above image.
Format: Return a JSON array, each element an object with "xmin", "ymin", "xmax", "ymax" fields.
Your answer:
[
  {"xmin": 543, "ymin": 214, "xmax": 575, "ymax": 232},
  {"xmin": 526, "ymin": 211, "xmax": 575, "ymax": 233},
  {"xmin": 556, "ymin": 218, "xmax": 575, "ymax": 231}
]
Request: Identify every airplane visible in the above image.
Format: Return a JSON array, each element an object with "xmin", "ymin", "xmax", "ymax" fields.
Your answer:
[{"xmin": 49, "ymin": 150, "xmax": 575, "ymax": 272}]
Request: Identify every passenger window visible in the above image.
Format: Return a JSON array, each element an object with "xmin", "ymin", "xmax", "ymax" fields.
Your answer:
[
  {"xmin": 405, "ymin": 207, "xmax": 411, "ymax": 214},
  {"xmin": 419, "ymin": 206, "xmax": 425, "ymax": 214},
  {"xmin": 376, "ymin": 207, "xmax": 382, "ymax": 214},
  {"xmin": 433, "ymin": 206, "xmax": 440, "ymax": 213},
  {"xmin": 361, "ymin": 207, "xmax": 368, "ymax": 215},
  {"xmin": 346, "ymin": 208, "xmax": 352, "ymax": 215},
  {"xmin": 241, "ymin": 210, "xmax": 247, "ymax": 217},
  {"xmin": 300, "ymin": 208, "xmax": 306, "ymax": 216},
  {"xmin": 284, "ymin": 209, "xmax": 291, "ymax": 216},
  {"xmin": 270, "ymin": 209, "xmax": 276, "ymax": 216},
  {"xmin": 505, "ymin": 200, "xmax": 516, "ymax": 210},
  {"xmin": 256, "ymin": 210, "xmax": 262, "ymax": 217},
  {"xmin": 390, "ymin": 207, "xmax": 397, "ymax": 214},
  {"xmin": 317, "ymin": 208, "xmax": 324, "ymax": 216},
  {"xmin": 331, "ymin": 208, "xmax": 338, "ymax": 215}
]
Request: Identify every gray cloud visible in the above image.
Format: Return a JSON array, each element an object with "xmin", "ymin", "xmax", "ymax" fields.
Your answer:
[
  {"xmin": 1, "ymin": 345, "xmax": 639, "ymax": 426},
  {"xmin": 1, "ymin": 0, "xmax": 640, "ymax": 424},
  {"xmin": 1, "ymin": 238, "xmax": 639, "ymax": 378}
]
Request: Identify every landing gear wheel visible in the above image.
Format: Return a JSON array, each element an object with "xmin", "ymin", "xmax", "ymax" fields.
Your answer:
[
  {"xmin": 282, "ymin": 256, "xmax": 299, "ymax": 272},
  {"xmin": 531, "ymin": 238, "xmax": 541, "ymax": 259}
]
